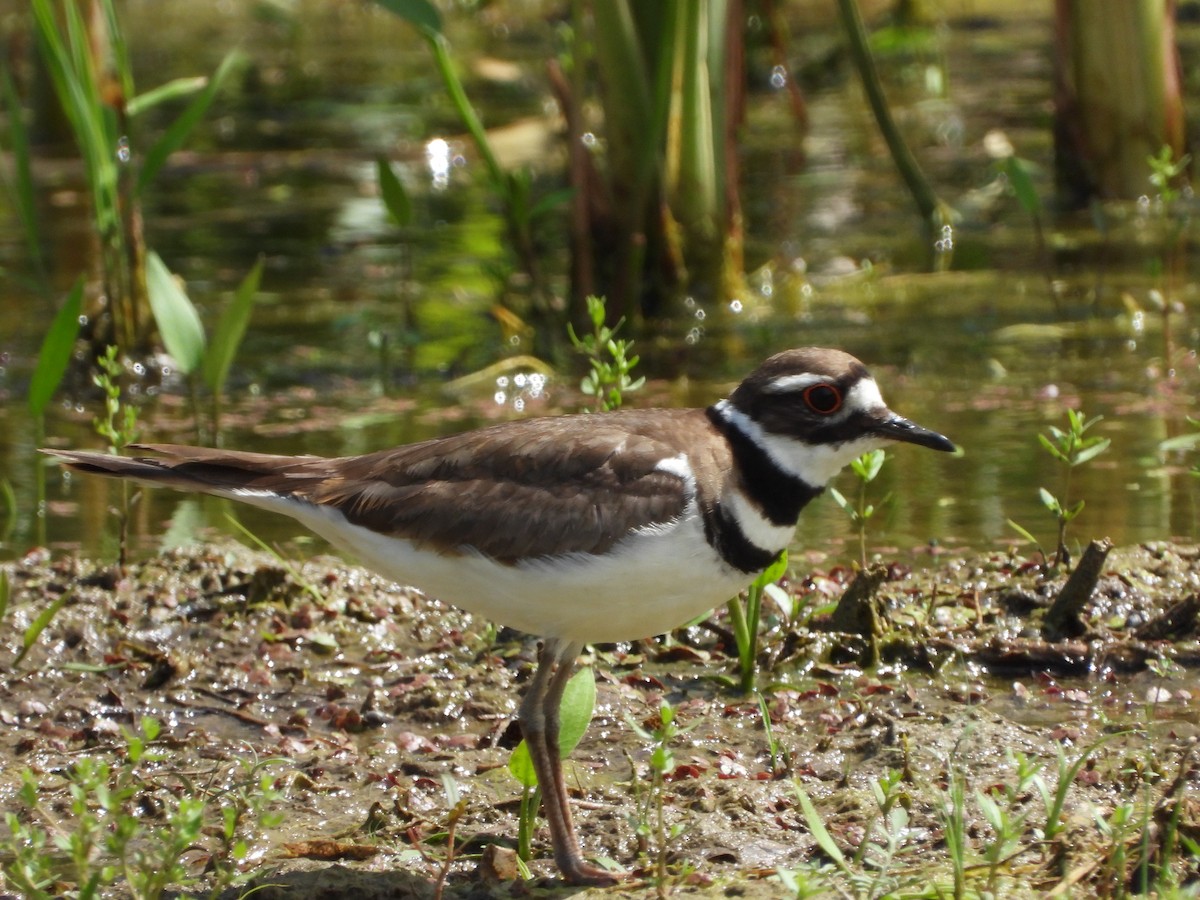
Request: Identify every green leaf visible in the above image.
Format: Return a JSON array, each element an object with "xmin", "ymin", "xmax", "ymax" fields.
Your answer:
[
  {"xmin": 975, "ymin": 791, "xmax": 1004, "ymax": 832},
  {"xmin": 376, "ymin": 156, "xmax": 413, "ymax": 227},
  {"xmin": 1037, "ymin": 433, "xmax": 1068, "ymax": 463},
  {"xmin": 508, "ymin": 667, "xmax": 596, "ymax": 788},
  {"xmin": 753, "ymin": 549, "xmax": 789, "ymax": 588},
  {"xmin": 15, "ymin": 590, "xmax": 72, "ymax": 666},
  {"xmin": 1159, "ymin": 432, "xmax": 1200, "ymax": 453},
  {"xmin": 1072, "ymin": 438, "xmax": 1110, "ymax": 467},
  {"xmin": 371, "ymin": 0, "xmax": 443, "ymax": 36},
  {"xmin": 792, "ymin": 783, "xmax": 851, "ymax": 873},
  {"xmin": 1000, "ymin": 155, "xmax": 1042, "ymax": 216},
  {"xmin": 828, "ymin": 486, "xmax": 850, "ymax": 512},
  {"xmin": 29, "ymin": 278, "xmax": 84, "ymax": 417},
  {"xmin": 0, "ymin": 570, "xmax": 9, "ymax": 624},
  {"xmin": 851, "ymin": 449, "xmax": 886, "ymax": 482},
  {"xmin": 1038, "ymin": 487, "xmax": 1060, "ymax": 514},
  {"xmin": 508, "ymin": 740, "xmax": 536, "ymax": 788},
  {"xmin": 557, "ymin": 667, "xmax": 596, "ymax": 757},
  {"xmin": 137, "ymin": 50, "xmax": 241, "ymax": 194},
  {"xmin": 202, "ymin": 257, "xmax": 262, "ymax": 394},
  {"xmin": 146, "ymin": 250, "xmax": 205, "ymax": 375},
  {"xmin": 126, "ymin": 76, "xmax": 207, "ymax": 117}
]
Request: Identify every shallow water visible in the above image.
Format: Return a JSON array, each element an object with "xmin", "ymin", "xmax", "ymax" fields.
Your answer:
[{"xmin": 1, "ymin": 1, "xmax": 1198, "ymax": 562}]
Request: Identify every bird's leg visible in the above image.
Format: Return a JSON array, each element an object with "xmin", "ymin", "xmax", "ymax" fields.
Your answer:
[{"xmin": 519, "ymin": 638, "xmax": 617, "ymax": 885}]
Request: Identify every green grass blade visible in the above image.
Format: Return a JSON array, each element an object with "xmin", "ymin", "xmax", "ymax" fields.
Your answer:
[
  {"xmin": 0, "ymin": 570, "xmax": 9, "ymax": 624},
  {"xmin": 0, "ymin": 479, "xmax": 15, "ymax": 543},
  {"xmin": 137, "ymin": 50, "xmax": 241, "ymax": 194},
  {"xmin": 146, "ymin": 251, "xmax": 206, "ymax": 375},
  {"xmin": 791, "ymin": 782, "xmax": 851, "ymax": 873},
  {"xmin": 98, "ymin": 0, "xmax": 134, "ymax": 106},
  {"xmin": 0, "ymin": 68, "xmax": 44, "ymax": 277},
  {"xmin": 14, "ymin": 590, "xmax": 72, "ymax": 667},
  {"xmin": 1006, "ymin": 518, "xmax": 1040, "ymax": 546},
  {"xmin": 31, "ymin": 0, "xmax": 119, "ymax": 235},
  {"xmin": 126, "ymin": 76, "xmax": 207, "ymax": 117},
  {"xmin": 202, "ymin": 257, "xmax": 263, "ymax": 394},
  {"xmin": 28, "ymin": 278, "xmax": 84, "ymax": 417},
  {"xmin": 376, "ymin": 156, "xmax": 413, "ymax": 227}
]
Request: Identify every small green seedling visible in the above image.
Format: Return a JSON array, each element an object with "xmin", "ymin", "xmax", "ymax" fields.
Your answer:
[
  {"xmin": 2, "ymin": 718, "xmax": 287, "ymax": 899},
  {"xmin": 93, "ymin": 345, "xmax": 141, "ymax": 455},
  {"xmin": 431, "ymin": 775, "xmax": 469, "ymax": 900},
  {"xmin": 1009, "ymin": 409, "xmax": 1109, "ymax": 568},
  {"xmin": 626, "ymin": 700, "xmax": 696, "ymax": 893},
  {"xmin": 829, "ymin": 448, "xmax": 889, "ymax": 568},
  {"xmin": 1148, "ymin": 144, "xmax": 1191, "ymax": 206},
  {"xmin": 568, "ymin": 295, "xmax": 645, "ymax": 412},
  {"xmin": 756, "ymin": 692, "xmax": 790, "ymax": 776},
  {"xmin": 92, "ymin": 345, "xmax": 141, "ymax": 568}
]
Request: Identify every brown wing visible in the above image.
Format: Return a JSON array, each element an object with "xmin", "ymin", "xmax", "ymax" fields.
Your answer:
[
  {"xmin": 311, "ymin": 409, "xmax": 712, "ymax": 562},
  {"xmin": 45, "ymin": 408, "xmax": 720, "ymax": 563}
]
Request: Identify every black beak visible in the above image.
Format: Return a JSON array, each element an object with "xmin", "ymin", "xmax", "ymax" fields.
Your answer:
[{"xmin": 875, "ymin": 414, "xmax": 957, "ymax": 453}]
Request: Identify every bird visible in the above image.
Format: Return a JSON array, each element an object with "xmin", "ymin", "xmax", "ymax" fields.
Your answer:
[{"xmin": 43, "ymin": 347, "xmax": 955, "ymax": 885}]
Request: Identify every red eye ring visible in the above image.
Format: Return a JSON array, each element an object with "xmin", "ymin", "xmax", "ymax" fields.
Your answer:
[{"xmin": 803, "ymin": 383, "xmax": 843, "ymax": 415}]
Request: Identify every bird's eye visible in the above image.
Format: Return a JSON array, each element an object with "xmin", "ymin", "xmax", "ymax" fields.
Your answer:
[{"xmin": 803, "ymin": 384, "xmax": 842, "ymax": 415}]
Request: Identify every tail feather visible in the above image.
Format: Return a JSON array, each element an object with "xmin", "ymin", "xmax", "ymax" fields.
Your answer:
[{"xmin": 40, "ymin": 444, "xmax": 328, "ymax": 498}]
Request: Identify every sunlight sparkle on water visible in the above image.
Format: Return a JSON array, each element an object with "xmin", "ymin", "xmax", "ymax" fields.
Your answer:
[
  {"xmin": 426, "ymin": 138, "xmax": 451, "ymax": 190},
  {"xmin": 934, "ymin": 224, "xmax": 954, "ymax": 253}
]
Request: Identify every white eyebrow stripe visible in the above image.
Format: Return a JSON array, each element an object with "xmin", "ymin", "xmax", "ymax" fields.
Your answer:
[
  {"xmin": 762, "ymin": 373, "xmax": 829, "ymax": 393},
  {"xmin": 846, "ymin": 378, "xmax": 886, "ymax": 412}
]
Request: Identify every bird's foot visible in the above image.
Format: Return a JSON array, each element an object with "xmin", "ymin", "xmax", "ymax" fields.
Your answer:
[{"xmin": 559, "ymin": 857, "xmax": 623, "ymax": 887}]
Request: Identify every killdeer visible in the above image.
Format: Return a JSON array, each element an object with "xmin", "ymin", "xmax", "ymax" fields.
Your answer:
[{"xmin": 44, "ymin": 347, "xmax": 954, "ymax": 884}]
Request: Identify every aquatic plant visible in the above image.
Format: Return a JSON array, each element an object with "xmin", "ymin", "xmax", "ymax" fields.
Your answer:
[
  {"xmin": 371, "ymin": 0, "xmax": 566, "ymax": 344},
  {"xmin": 91, "ymin": 345, "xmax": 141, "ymax": 567},
  {"xmin": 1009, "ymin": 408, "xmax": 1110, "ymax": 568},
  {"xmin": 567, "ymin": 295, "xmax": 645, "ymax": 412},
  {"xmin": 26, "ymin": 281, "xmax": 84, "ymax": 546},
  {"xmin": 829, "ymin": 448, "xmax": 889, "ymax": 569},
  {"xmin": 726, "ymin": 550, "xmax": 788, "ymax": 694},
  {"xmin": 201, "ymin": 259, "xmax": 264, "ymax": 443},
  {"xmin": 29, "ymin": 0, "xmax": 238, "ymax": 355},
  {"xmin": 626, "ymin": 699, "xmax": 695, "ymax": 894},
  {"xmin": 1, "ymin": 718, "xmax": 285, "ymax": 900}
]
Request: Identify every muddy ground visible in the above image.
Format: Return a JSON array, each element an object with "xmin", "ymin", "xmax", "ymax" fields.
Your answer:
[{"xmin": 1, "ymin": 541, "xmax": 1198, "ymax": 898}]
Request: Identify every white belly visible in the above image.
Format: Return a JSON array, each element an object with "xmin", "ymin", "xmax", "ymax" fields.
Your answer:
[{"xmin": 238, "ymin": 493, "xmax": 756, "ymax": 644}]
